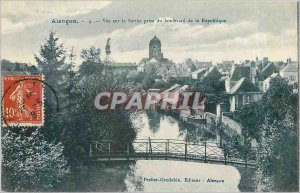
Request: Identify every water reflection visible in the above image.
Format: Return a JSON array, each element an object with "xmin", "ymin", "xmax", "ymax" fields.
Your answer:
[
  {"xmin": 134, "ymin": 111, "xmax": 217, "ymax": 143},
  {"xmin": 146, "ymin": 111, "xmax": 160, "ymax": 134}
]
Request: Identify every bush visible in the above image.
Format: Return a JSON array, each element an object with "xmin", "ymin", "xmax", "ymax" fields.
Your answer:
[{"xmin": 2, "ymin": 128, "xmax": 70, "ymax": 191}]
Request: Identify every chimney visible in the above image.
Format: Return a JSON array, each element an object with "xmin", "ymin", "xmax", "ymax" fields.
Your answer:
[{"xmin": 263, "ymin": 57, "xmax": 268, "ymax": 62}]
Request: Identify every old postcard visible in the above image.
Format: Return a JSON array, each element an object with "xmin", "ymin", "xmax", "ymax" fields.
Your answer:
[{"xmin": 1, "ymin": 0, "xmax": 299, "ymax": 192}]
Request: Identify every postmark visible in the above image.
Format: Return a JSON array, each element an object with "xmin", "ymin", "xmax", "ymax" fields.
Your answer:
[{"xmin": 2, "ymin": 75, "xmax": 44, "ymax": 127}]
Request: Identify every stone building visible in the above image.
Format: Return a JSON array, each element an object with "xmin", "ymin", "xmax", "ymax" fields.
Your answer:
[
  {"xmin": 149, "ymin": 36, "xmax": 163, "ymax": 61},
  {"xmin": 139, "ymin": 36, "xmax": 174, "ymax": 64},
  {"xmin": 106, "ymin": 62, "xmax": 137, "ymax": 73},
  {"xmin": 227, "ymin": 77, "xmax": 262, "ymax": 112},
  {"xmin": 138, "ymin": 36, "xmax": 175, "ymax": 77},
  {"xmin": 279, "ymin": 59, "xmax": 298, "ymax": 85}
]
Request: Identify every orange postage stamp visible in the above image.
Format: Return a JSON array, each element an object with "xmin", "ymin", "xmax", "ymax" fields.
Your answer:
[{"xmin": 2, "ymin": 75, "xmax": 44, "ymax": 127}]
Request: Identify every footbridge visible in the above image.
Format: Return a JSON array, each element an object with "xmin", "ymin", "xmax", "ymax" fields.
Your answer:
[{"xmin": 89, "ymin": 138, "xmax": 257, "ymax": 168}]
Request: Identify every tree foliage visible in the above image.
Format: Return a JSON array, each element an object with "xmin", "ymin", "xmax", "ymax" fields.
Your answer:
[
  {"xmin": 255, "ymin": 111, "xmax": 298, "ymax": 191},
  {"xmin": 254, "ymin": 78, "xmax": 298, "ymax": 191},
  {"xmin": 63, "ymin": 70, "xmax": 137, "ymax": 164},
  {"xmin": 2, "ymin": 129, "xmax": 70, "ymax": 191},
  {"xmin": 34, "ymin": 31, "xmax": 67, "ymax": 86},
  {"xmin": 236, "ymin": 77, "xmax": 298, "ymax": 191},
  {"xmin": 79, "ymin": 46, "xmax": 104, "ymax": 76},
  {"xmin": 34, "ymin": 31, "xmax": 70, "ymax": 141},
  {"xmin": 190, "ymin": 73, "xmax": 227, "ymax": 114},
  {"xmin": 2, "ymin": 31, "xmax": 140, "ymax": 191},
  {"xmin": 236, "ymin": 102, "xmax": 263, "ymax": 142}
]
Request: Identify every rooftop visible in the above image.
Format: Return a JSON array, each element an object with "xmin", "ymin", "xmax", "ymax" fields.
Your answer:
[
  {"xmin": 149, "ymin": 35, "xmax": 161, "ymax": 45},
  {"xmin": 228, "ymin": 77, "xmax": 260, "ymax": 94},
  {"xmin": 281, "ymin": 62, "xmax": 298, "ymax": 72},
  {"xmin": 147, "ymin": 57, "xmax": 160, "ymax": 64},
  {"xmin": 263, "ymin": 73, "xmax": 280, "ymax": 83},
  {"xmin": 192, "ymin": 68, "xmax": 207, "ymax": 74},
  {"xmin": 230, "ymin": 66, "xmax": 250, "ymax": 81}
]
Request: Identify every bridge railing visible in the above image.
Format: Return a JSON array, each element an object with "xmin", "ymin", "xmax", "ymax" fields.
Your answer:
[{"xmin": 89, "ymin": 139, "xmax": 257, "ymax": 167}]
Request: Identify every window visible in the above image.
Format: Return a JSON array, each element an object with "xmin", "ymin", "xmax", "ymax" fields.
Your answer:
[
  {"xmin": 290, "ymin": 75, "xmax": 295, "ymax": 81},
  {"xmin": 245, "ymin": 95, "xmax": 253, "ymax": 103}
]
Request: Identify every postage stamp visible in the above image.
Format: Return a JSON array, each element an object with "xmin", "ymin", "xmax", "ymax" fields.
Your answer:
[{"xmin": 2, "ymin": 75, "xmax": 44, "ymax": 127}]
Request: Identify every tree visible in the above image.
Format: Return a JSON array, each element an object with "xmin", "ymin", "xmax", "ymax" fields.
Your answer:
[
  {"xmin": 35, "ymin": 31, "xmax": 68, "ymax": 88},
  {"xmin": 81, "ymin": 46, "xmax": 101, "ymax": 63},
  {"xmin": 254, "ymin": 78, "xmax": 298, "ymax": 191},
  {"xmin": 79, "ymin": 46, "xmax": 104, "ymax": 76},
  {"xmin": 261, "ymin": 77, "xmax": 296, "ymax": 123},
  {"xmin": 141, "ymin": 66, "xmax": 157, "ymax": 89},
  {"xmin": 255, "ymin": 111, "xmax": 298, "ymax": 191},
  {"xmin": 2, "ymin": 128, "xmax": 70, "ymax": 191},
  {"xmin": 235, "ymin": 77, "xmax": 298, "ymax": 191},
  {"xmin": 236, "ymin": 102, "xmax": 263, "ymax": 142},
  {"xmin": 34, "ymin": 31, "xmax": 70, "ymax": 141},
  {"xmin": 63, "ymin": 68, "xmax": 137, "ymax": 164},
  {"xmin": 235, "ymin": 77, "xmax": 296, "ymax": 143},
  {"xmin": 67, "ymin": 47, "xmax": 76, "ymax": 99},
  {"xmin": 190, "ymin": 74, "xmax": 226, "ymax": 113}
]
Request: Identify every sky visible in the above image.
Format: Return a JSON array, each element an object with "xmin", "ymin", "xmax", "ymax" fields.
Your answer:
[{"xmin": 0, "ymin": 0, "xmax": 298, "ymax": 66}]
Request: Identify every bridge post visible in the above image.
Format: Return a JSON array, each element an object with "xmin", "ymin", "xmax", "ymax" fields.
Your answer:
[
  {"xmin": 204, "ymin": 141, "xmax": 207, "ymax": 163},
  {"xmin": 108, "ymin": 142, "xmax": 111, "ymax": 160},
  {"xmin": 184, "ymin": 142, "xmax": 187, "ymax": 161},
  {"xmin": 223, "ymin": 145, "xmax": 228, "ymax": 165},
  {"xmin": 148, "ymin": 137, "xmax": 152, "ymax": 154},
  {"xmin": 165, "ymin": 141, "xmax": 168, "ymax": 160},
  {"xmin": 167, "ymin": 140, "xmax": 170, "ymax": 158},
  {"xmin": 127, "ymin": 143, "xmax": 130, "ymax": 160},
  {"xmin": 146, "ymin": 142, "xmax": 149, "ymax": 160}
]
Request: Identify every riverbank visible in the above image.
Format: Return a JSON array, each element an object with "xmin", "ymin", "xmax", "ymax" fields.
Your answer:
[{"xmin": 237, "ymin": 167, "xmax": 256, "ymax": 192}]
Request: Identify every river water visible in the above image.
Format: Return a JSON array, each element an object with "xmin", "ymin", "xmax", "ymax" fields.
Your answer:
[
  {"xmin": 133, "ymin": 111, "xmax": 216, "ymax": 141},
  {"xmin": 126, "ymin": 111, "xmax": 241, "ymax": 192},
  {"xmin": 62, "ymin": 111, "xmax": 242, "ymax": 192}
]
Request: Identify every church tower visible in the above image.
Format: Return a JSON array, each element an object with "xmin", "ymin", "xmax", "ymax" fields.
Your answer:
[{"xmin": 149, "ymin": 36, "xmax": 163, "ymax": 61}]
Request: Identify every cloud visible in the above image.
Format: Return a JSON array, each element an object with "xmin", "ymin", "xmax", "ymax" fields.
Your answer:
[
  {"xmin": 1, "ymin": 18, "xmax": 41, "ymax": 34},
  {"xmin": 60, "ymin": 19, "xmax": 296, "ymax": 64},
  {"xmin": 107, "ymin": 20, "xmax": 258, "ymax": 52},
  {"xmin": 0, "ymin": 1, "xmax": 297, "ymax": 64},
  {"xmin": 1, "ymin": 1, "xmax": 112, "ymax": 34}
]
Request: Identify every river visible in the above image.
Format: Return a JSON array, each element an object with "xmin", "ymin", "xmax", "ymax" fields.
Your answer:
[{"xmin": 61, "ymin": 111, "xmax": 246, "ymax": 192}]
